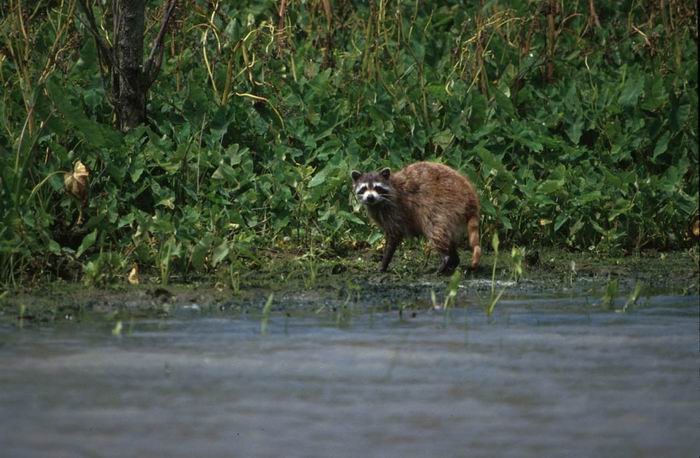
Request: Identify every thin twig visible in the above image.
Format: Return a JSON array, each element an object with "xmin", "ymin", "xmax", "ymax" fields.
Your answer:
[
  {"xmin": 76, "ymin": 0, "xmax": 115, "ymax": 70},
  {"xmin": 145, "ymin": 0, "xmax": 178, "ymax": 86}
]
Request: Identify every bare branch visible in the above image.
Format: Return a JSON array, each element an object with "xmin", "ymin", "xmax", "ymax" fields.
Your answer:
[
  {"xmin": 76, "ymin": 0, "xmax": 115, "ymax": 70},
  {"xmin": 588, "ymin": 0, "xmax": 601, "ymax": 28},
  {"xmin": 144, "ymin": 0, "xmax": 178, "ymax": 87}
]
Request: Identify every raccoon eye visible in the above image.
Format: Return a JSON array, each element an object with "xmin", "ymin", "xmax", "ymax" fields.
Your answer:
[
  {"xmin": 374, "ymin": 185, "xmax": 389, "ymax": 194},
  {"xmin": 356, "ymin": 185, "xmax": 367, "ymax": 194}
]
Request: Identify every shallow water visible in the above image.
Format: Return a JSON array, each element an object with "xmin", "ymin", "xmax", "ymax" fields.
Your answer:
[{"xmin": 0, "ymin": 290, "xmax": 698, "ymax": 458}]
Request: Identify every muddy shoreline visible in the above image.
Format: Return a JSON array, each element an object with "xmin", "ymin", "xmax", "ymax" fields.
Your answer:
[{"xmin": 1, "ymin": 249, "xmax": 698, "ymax": 324}]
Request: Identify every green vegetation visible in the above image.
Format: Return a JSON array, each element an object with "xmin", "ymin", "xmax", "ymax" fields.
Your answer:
[
  {"xmin": 484, "ymin": 232, "xmax": 522, "ymax": 316},
  {"xmin": 0, "ymin": 1, "xmax": 697, "ymax": 286}
]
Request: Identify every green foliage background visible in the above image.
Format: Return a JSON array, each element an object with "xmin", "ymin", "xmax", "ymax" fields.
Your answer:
[{"xmin": 0, "ymin": 0, "xmax": 697, "ymax": 284}]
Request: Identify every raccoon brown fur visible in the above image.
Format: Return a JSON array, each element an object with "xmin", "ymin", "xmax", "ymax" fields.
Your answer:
[{"xmin": 351, "ymin": 161, "xmax": 481, "ymax": 274}]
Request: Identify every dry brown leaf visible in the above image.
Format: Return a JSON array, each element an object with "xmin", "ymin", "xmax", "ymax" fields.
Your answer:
[
  {"xmin": 128, "ymin": 264, "xmax": 140, "ymax": 285},
  {"xmin": 64, "ymin": 160, "xmax": 89, "ymax": 225},
  {"xmin": 64, "ymin": 160, "xmax": 89, "ymax": 205}
]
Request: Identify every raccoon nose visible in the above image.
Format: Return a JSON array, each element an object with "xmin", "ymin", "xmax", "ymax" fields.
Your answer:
[{"xmin": 366, "ymin": 194, "xmax": 376, "ymax": 203}]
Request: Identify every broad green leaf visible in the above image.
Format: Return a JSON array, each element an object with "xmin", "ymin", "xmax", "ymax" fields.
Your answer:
[
  {"xmin": 76, "ymin": 39, "xmax": 97, "ymax": 70},
  {"xmin": 432, "ymin": 129, "xmax": 453, "ymax": 149},
  {"xmin": 493, "ymin": 88, "xmax": 515, "ymax": 118},
  {"xmin": 46, "ymin": 79, "xmax": 122, "ymax": 148},
  {"xmin": 554, "ymin": 214, "xmax": 569, "ymax": 231},
  {"xmin": 671, "ymin": 101, "xmax": 691, "ymax": 129},
  {"xmin": 619, "ymin": 73, "xmax": 644, "ymax": 107},
  {"xmin": 48, "ymin": 239, "xmax": 61, "ymax": 255},
  {"xmin": 578, "ymin": 191, "xmax": 603, "ymax": 205},
  {"xmin": 469, "ymin": 92, "xmax": 487, "ymax": 129},
  {"xmin": 641, "ymin": 76, "xmax": 666, "ymax": 111},
  {"xmin": 566, "ymin": 118, "xmax": 583, "ymax": 145},
  {"xmin": 211, "ymin": 241, "xmax": 230, "ymax": 267},
  {"xmin": 308, "ymin": 165, "xmax": 332, "ymax": 188},
  {"xmin": 76, "ymin": 230, "xmax": 97, "ymax": 258},
  {"xmin": 539, "ymin": 179, "xmax": 565, "ymax": 194},
  {"xmin": 212, "ymin": 161, "xmax": 237, "ymax": 182},
  {"xmin": 337, "ymin": 210, "xmax": 365, "ymax": 225},
  {"xmin": 223, "ymin": 18, "xmax": 240, "ymax": 41},
  {"xmin": 190, "ymin": 234, "xmax": 214, "ymax": 270},
  {"xmin": 653, "ymin": 132, "xmax": 671, "ymax": 158},
  {"xmin": 476, "ymin": 144, "xmax": 505, "ymax": 174},
  {"xmin": 492, "ymin": 232, "xmax": 500, "ymax": 252},
  {"xmin": 500, "ymin": 214, "xmax": 513, "ymax": 230}
]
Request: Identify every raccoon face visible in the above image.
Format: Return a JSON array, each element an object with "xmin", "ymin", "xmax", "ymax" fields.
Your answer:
[{"xmin": 351, "ymin": 168, "xmax": 393, "ymax": 206}]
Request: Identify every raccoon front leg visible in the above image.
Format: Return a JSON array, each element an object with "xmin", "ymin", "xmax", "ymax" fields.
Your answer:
[{"xmin": 380, "ymin": 237, "xmax": 401, "ymax": 272}]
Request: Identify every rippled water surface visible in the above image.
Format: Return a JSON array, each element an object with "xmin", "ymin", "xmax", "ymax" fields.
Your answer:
[{"xmin": 1, "ymin": 291, "xmax": 698, "ymax": 457}]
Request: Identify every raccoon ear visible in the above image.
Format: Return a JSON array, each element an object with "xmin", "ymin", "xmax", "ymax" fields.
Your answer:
[
  {"xmin": 351, "ymin": 170, "xmax": 362, "ymax": 182},
  {"xmin": 379, "ymin": 167, "xmax": 391, "ymax": 179}
]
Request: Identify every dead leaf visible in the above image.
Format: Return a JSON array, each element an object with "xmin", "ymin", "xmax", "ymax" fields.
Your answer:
[
  {"xmin": 64, "ymin": 160, "xmax": 89, "ymax": 225},
  {"xmin": 64, "ymin": 160, "xmax": 89, "ymax": 205},
  {"xmin": 128, "ymin": 264, "xmax": 140, "ymax": 285}
]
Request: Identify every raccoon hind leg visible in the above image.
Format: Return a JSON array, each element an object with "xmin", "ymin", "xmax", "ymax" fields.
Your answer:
[
  {"xmin": 437, "ymin": 246, "xmax": 460, "ymax": 275},
  {"xmin": 424, "ymin": 224, "xmax": 460, "ymax": 275}
]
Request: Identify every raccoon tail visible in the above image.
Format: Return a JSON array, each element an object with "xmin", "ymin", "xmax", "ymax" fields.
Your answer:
[{"xmin": 467, "ymin": 215, "xmax": 481, "ymax": 270}]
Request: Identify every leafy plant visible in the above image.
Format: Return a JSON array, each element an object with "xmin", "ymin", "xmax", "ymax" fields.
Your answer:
[{"xmin": 0, "ymin": 1, "xmax": 696, "ymax": 285}]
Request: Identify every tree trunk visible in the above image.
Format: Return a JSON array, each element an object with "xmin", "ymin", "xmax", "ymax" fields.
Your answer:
[
  {"xmin": 116, "ymin": 0, "xmax": 146, "ymax": 131},
  {"xmin": 78, "ymin": 0, "xmax": 176, "ymax": 131}
]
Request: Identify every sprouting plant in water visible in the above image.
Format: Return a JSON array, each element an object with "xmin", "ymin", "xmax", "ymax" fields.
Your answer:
[
  {"xmin": 18, "ymin": 303, "xmax": 26, "ymax": 328},
  {"xmin": 305, "ymin": 259, "xmax": 318, "ymax": 290},
  {"xmin": 510, "ymin": 247, "xmax": 525, "ymax": 282},
  {"xmin": 569, "ymin": 260, "xmax": 577, "ymax": 286},
  {"xmin": 430, "ymin": 289, "xmax": 438, "ymax": 309},
  {"xmin": 335, "ymin": 304, "xmax": 353, "ymax": 328},
  {"xmin": 437, "ymin": 270, "xmax": 463, "ymax": 325},
  {"xmin": 620, "ymin": 282, "xmax": 643, "ymax": 313},
  {"xmin": 430, "ymin": 269, "xmax": 462, "ymax": 312},
  {"xmin": 159, "ymin": 238, "xmax": 182, "ymax": 286},
  {"xmin": 299, "ymin": 247, "xmax": 319, "ymax": 290},
  {"xmin": 486, "ymin": 233, "xmax": 505, "ymax": 316},
  {"xmin": 112, "ymin": 320, "xmax": 123, "ymax": 336},
  {"xmin": 260, "ymin": 293, "xmax": 274, "ymax": 335},
  {"xmin": 228, "ymin": 265, "xmax": 241, "ymax": 294},
  {"xmin": 601, "ymin": 277, "xmax": 619, "ymax": 310},
  {"xmin": 444, "ymin": 270, "xmax": 461, "ymax": 309},
  {"xmin": 485, "ymin": 234, "xmax": 525, "ymax": 317}
]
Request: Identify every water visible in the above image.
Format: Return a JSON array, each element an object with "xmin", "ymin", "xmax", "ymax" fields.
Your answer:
[{"xmin": 0, "ymin": 291, "xmax": 698, "ymax": 457}]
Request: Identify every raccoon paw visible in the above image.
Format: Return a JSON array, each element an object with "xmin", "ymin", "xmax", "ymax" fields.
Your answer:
[{"xmin": 437, "ymin": 253, "xmax": 459, "ymax": 275}]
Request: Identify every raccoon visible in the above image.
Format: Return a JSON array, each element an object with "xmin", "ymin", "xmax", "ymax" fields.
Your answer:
[{"xmin": 351, "ymin": 161, "xmax": 481, "ymax": 274}]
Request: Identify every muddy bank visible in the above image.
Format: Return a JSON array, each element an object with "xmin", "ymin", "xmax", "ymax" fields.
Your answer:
[{"xmin": 1, "ymin": 249, "xmax": 697, "ymax": 324}]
